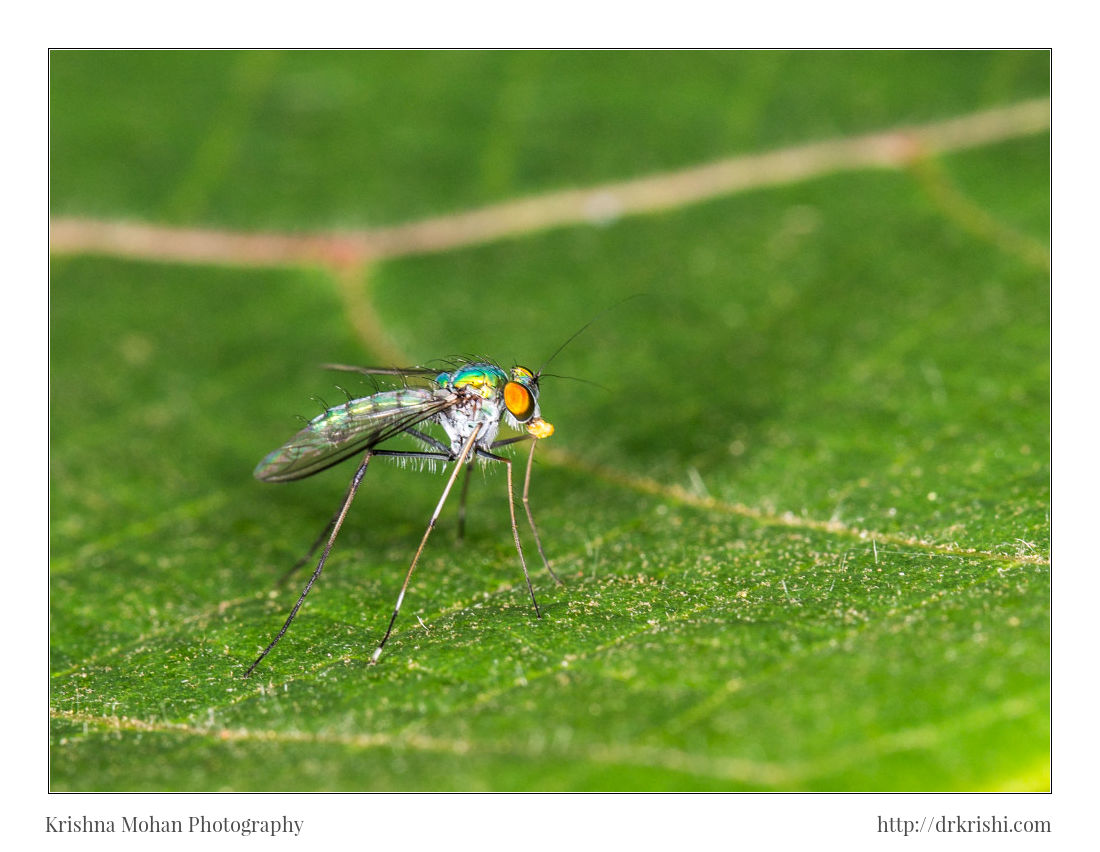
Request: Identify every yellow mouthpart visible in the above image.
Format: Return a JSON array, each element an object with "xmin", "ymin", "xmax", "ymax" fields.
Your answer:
[{"xmin": 526, "ymin": 418, "xmax": 554, "ymax": 439}]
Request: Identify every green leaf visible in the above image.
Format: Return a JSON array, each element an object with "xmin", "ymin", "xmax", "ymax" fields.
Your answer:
[{"xmin": 50, "ymin": 51, "xmax": 1049, "ymax": 791}]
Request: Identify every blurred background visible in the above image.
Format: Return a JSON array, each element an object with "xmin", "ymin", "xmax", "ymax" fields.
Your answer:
[{"xmin": 50, "ymin": 51, "xmax": 1049, "ymax": 791}]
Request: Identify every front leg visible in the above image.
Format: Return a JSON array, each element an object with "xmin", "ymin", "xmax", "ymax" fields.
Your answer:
[
  {"xmin": 488, "ymin": 436, "xmax": 562, "ymax": 585},
  {"xmin": 481, "ymin": 448, "xmax": 544, "ymax": 618}
]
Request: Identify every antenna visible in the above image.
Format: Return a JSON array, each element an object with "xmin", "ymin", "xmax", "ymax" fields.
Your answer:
[{"xmin": 536, "ymin": 294, "xmax": 645, "ymax": 378}]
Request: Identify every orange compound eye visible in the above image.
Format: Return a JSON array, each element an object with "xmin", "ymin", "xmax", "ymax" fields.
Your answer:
[{"xmin": 503, "ymin": 381, "xmax": 535, "ymax": 422}]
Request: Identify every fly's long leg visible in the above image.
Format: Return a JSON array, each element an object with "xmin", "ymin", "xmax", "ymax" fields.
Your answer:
[
  {"xmin": 456, "ymin": 463, "xmax": 474, "ymax": 543},
  {"xmin": 403, "ymin": 427, "xmax": 450, "ymax": 455},
  {"xmin": 489, "ymin": 435, "xmax": 561, "ymax": 586},
  {"xmin": 372, "ymin": 449, "xmax": 454, "ymax": 465},
  {"xmin": 521, "ymin": 438, "xmax": 563, "ymax": 585},
  {"xmin": 276, "ymin": 447, "xmax": 458, "ymax": 586},
  {"xmin": 276, "ymin": 448, "xmax": 455, "ymax": 586},
  {"xmin": 245, "ymin": 451, "xmax": 374, "ymax": 678},
  {"xmin": 482, "ymin": 448, "xmax": 542, "ymax": 618},
  {"xmin": 276, "ymin": 439, "xmax": 408, "ymax": 585},
  {"xmin": 369, "ymin": 425, "xmax": 483, "ymax": 665}
]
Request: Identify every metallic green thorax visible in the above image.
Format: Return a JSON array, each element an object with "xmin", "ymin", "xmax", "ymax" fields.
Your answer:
[{"xmin": 439, "ymin": 363, "xmax": 510, "ymax": 396}]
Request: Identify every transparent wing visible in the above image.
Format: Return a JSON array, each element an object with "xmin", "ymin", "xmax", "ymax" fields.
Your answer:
[
  {"xmin": 255, "ymin": 388, "xmax": 457, "ymax": 483},
  {"xmin": 321, "ymin": 363, "xmax": 442, "ymax": 380}
]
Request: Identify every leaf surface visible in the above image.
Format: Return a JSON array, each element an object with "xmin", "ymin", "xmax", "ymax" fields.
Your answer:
[{"xmin": 50, "ymin": 51, "xmax": 1050, "ymax": 791}]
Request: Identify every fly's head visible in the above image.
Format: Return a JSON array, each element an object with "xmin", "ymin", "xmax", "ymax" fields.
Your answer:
[
  {"xmin": 503, "ymin": 365, "xmax": 554, "ymax": 440},
  {"xmin": 440, "ymin": 362, "xmax": 554, "ymax": 443}
]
